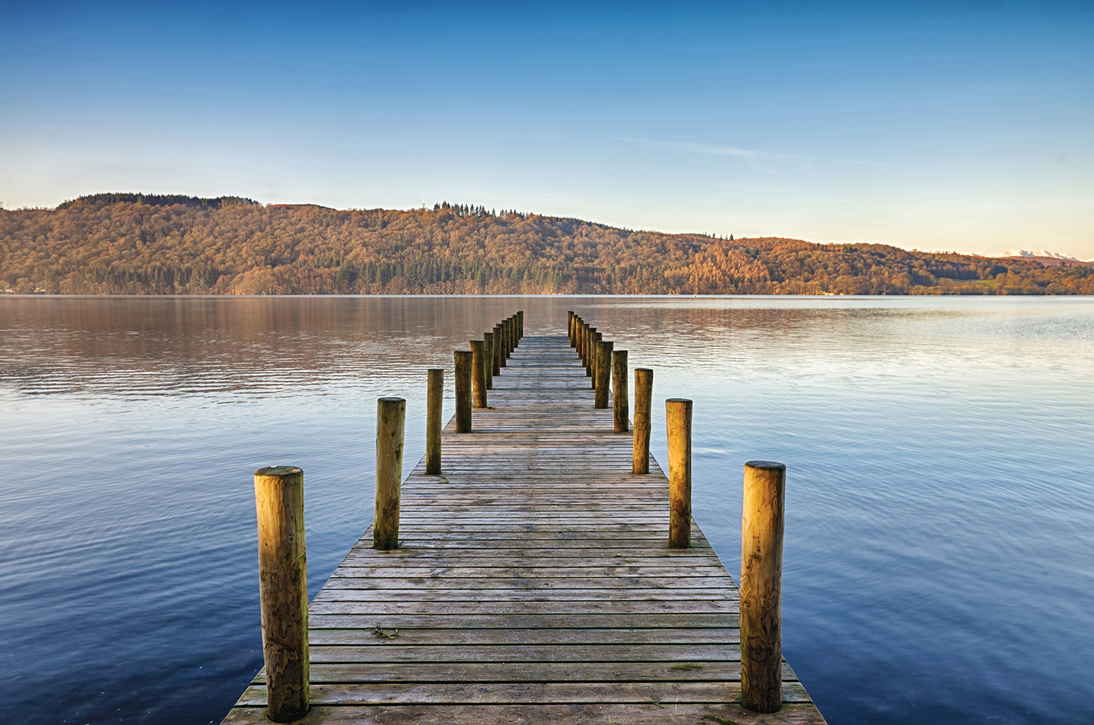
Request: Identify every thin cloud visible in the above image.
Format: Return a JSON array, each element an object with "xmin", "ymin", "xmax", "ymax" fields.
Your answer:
[{"xmin": 620, "ymin": 137, "xmax": 877, "ymax": 174}]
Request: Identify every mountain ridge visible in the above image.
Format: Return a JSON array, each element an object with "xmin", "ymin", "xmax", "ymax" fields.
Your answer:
[{"xmin": 2, "ymin": 194, "xmax": 1091, "ymax": 295}]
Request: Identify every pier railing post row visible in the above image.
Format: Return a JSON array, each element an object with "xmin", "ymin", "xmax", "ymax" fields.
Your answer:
[
  {"xmin": 483, "ymin": 332, "xmax": 494, "ymax": 390},
  {"xmin": 454, "ymin": 350, "xmax": 473, "ymax": 432},
  {"xmin": 666, "ymin": 398, "xmax": 692, "ymax": 548},
  {"xmin": 612, "ymin": 350, "xmax": 628, "ymax": 432},
  {"xmin": 374, "ymin": 397, "xmax": 406, "ymax": 550},
  {"xmin": 633, "ymin": 368, "xmax": 653, "ymax": 473},
  {"xmin": 253, "ymin": 465, "xmax": 309, "ymax": 723},
  {"xmin": 594, "ymin": 340, "xmax": 613, "ymax": 407},
  {"xmin": 741, "ymin": 461, "xmax": 786, "ymax": 714},
  {"xmin": 470, "ymin": 340, "xmax": 487, "ymax": 408},
  {"xmin": 426, "ymin": 369, "xmax": 443, "ymax": 474}
]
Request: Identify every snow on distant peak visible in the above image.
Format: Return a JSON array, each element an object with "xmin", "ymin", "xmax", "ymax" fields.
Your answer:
[{"xmin": 1000, "ymin": 249, "xmax": 1080, "ymax": 261}]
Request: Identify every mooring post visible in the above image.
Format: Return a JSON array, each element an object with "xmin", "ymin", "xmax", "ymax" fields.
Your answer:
[
  {"xmin": 253, "ymin": 465, "xmax": 309, "ymax": 723},
  {"xmin": 586, "ymin": 327, "xmax": 596, "ymax": 373},
  {"xmin": 483, "ymin": 332, "xmax": 494, "ymax": 390},
  {"xmin": 518, "ymin": 310, "xmax": 523, "ymax": 340},
  {"xmin": 612, "ymin": 350, "xmax": 629, "ymax": 432},
  {"xmin": 666, "ymin": 398, "xmax": 692, "ymax": 548},
  {"xmin": 426, "ymin": 369, "xmax": 443, "ymax": 474},
  {"xmin": 492, "ymin": 324, "xmax": 502, "ymax": 376},
  {"xmin": 471, "ymin": 340, "xmax": 487, "ymax": 408},
  {"xmin": 374, "ymin": 397, "xmax": 405, "ymax": 550},
  {"xmin": 454, "ymin": 350, "xmax": 472, "ymax": 432},
  {"xmin": 567, "ymin": 311, "xmax": 574, "ymax": 346},
  {"xmin": 741, "ymin": 461, "xmax": 786, "ymax": 714},
  {"xmin": 589, "ymin": 331, "xmax": 602, "ymax": 384},
  {"xmin": 499, "ymin": 323, "xmax": 508, "ymax": 367},
  {"xmin": 594, "ymin": 340, "xmax": 613, "ymax": 407},
  {"xmin": 632, "ymin": 368, "xmax": 653, "ymax": 473}
]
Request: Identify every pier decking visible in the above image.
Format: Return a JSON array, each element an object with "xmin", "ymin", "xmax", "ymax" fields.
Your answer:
[{"xmin": 223, "ymin": 335, "xmax": 825, "ymax": 724}]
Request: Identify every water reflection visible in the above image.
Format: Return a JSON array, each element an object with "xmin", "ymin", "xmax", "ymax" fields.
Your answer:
[{"xmin": 1, "ymin": 295, "xmax": 1092, "ymax": 725}]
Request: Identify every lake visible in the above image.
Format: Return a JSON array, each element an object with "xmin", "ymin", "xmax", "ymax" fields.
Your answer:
[{"xmin": 1, "ymin": 295, "xmax": 1092, "ymax": 724}]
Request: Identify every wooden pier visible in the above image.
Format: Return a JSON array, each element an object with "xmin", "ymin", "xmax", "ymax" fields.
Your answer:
[{"xmin": 223, "ymin": 335, "xmax": 826, "ymax": 724}]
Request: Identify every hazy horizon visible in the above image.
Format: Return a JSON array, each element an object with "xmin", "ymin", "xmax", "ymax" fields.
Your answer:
[{"xmin": 2, "ymin": 2, "xmax": 1091, "ymax": 259}]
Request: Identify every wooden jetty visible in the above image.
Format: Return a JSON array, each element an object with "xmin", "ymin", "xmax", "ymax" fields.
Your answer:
[{"xmin": 224, "ymin": 333, "xmax": 826, "ymax": 724}]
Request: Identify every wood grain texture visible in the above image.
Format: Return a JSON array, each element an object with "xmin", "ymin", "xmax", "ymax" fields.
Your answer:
[
  {"xmin": 224, "ymin": 336, "xmax": 823, "ymax": 725},
  {"xmin": 741, "ymin": 460, "xmax": 787, "ymax": 714},
  {"xmin": 454, "ymin": 350, "xmax": 472, "ymax": 432},
  {"xmin": 253, "ymin": 466, "xmax": 310, "ymax": 722},
  {"xmin": 666, "ymin": 398, "xmax": 693, "ymax": 549},
  {"xmin": 470, "ymin": 340, "xmax": 487, "ymax": 408},
  {"xmin": 373, "ymin": 398, "xmax": 405, "ymax": 550},
  {"xmin": 426, "ymin": 370, "xmax": 443, "ymax": 475}
]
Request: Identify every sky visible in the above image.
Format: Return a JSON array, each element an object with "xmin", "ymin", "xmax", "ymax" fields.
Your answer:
[{"xmin": 1, "ymin": 1, "xmax": 1092, "ymax": 259}]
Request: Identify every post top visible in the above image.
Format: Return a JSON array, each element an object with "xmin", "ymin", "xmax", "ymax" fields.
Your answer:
[
  {"xmin": 378, "ymin": 396, "xmax": 406, "ymax": 403},
  {"xmin": 255, "ymin": 465, "xmax": 302, "ymax": 477},
  {"xmin": 665, "ymin": 397, "xmax": 693, "ymax": 403},
  {"xmin": 745, "ymin": 460, "xmax": 786, "ymax": 471}
]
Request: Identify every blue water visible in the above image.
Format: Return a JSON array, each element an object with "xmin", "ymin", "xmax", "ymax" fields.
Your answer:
[{"xmin": 1, "ymin": 296, "xmax": 1092, "ymax": 724}]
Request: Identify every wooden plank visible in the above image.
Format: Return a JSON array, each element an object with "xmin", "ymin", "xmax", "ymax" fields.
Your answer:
[
  {"xmin": 221, "ymin": 335, "xmax": 824, "ymax": 724},
  {"xmin": 236, "ymin": 680, "xmax": 814, "ymax": 705},
  {"xmin": 251, "ymin": 661, "xmax": 797, "ymax": 683},
  {"xmin": 224, "ymin": 703, "xmax": 828, "ymax": 725}
]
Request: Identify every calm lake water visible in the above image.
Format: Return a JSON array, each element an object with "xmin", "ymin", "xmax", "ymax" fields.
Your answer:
[{"xmin": 1, "ymin": 295, "xmax": 1092, "ymax": 724}]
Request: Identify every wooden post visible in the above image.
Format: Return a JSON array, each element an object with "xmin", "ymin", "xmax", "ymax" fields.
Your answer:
[
  {"xmin": 253, "ymin": 466, "xmax": 309, "ymax": 722},
  {"xmin": 483, "ymin": 332, "xmax": 494, "ymax": 390},
  {"xmin": 499, "ymin": 323, "xmax": 508, "ymax": 367},
  {"xmin": 517, "ymin": 310, "xmax": 523, "ymax": 340},
  {"xmin": 666, "ymin": 398, "xmax": 692, "ymax": 548},
  {"xmin": 471, "ymin": 340, "xmax": 487, "ymax": 408},
  {"xmin": 632, "ymin": 368, "xmax": 652, "ymax": 473},
  {"xmin": 589, "ymin": 331, "xmax": 602, "ymax": 384},
  {"xmin": 426, "ymin": 369, "xmax": 442, "ymax": 474},
  {"xmin": 741, "ymin": 461, "xmax": 786, "ymax": 714},
  {"xmin": 492, "ymin": 325, "xmax": 502, "ymax": 376},
  {"xmin": 612, "ymin": 350, "xmax": 629, "ymax": 433},
  {"xmin": 586, "ymin": 327, "xmax": 596, "ymax": 372},
  {"xmin": 594, "ymin": 340, "xmax": 613, "ymax": 407},
  {"xmin": 374, "ymin": 397, "xmax": 405, "ymax": 550},
  {"xmin": 454, "ymin": 350, "xmax": 472, "ymax": 432},
  {"xmin": 567, "ymin": 311, "xmax": 574, "ymax": 346},
  {"xmin": 576, "ymin": 320, "xmax": 584, "ymax": 359}
]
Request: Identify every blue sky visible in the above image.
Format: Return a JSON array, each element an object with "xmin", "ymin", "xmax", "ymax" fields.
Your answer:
[{"xmin": 2, "ymin": 1, "xmax": 1092, "ymax": 258}]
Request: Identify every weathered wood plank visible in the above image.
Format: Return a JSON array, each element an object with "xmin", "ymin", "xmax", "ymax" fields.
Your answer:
[
  {"xmin": 236, "ymin": 680, "xmax": 813, "ymax": 705},
  {"xmin": 225, "ymin": 703, "xmax": 828, "ymax": 725}
]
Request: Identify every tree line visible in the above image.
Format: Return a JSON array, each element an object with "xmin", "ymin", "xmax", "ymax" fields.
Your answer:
[{"xmin": 2, "ymin": 194, "xmax": 1091, "ymax": 295}]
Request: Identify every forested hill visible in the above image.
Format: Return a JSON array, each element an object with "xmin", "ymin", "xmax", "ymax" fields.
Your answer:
[{"xmin": 2, "ymin": 194, "xmax": 1091, "ymax": 295}]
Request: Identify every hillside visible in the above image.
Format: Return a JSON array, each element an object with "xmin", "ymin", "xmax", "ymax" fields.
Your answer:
[{"xmin": 2, "ymin": 194, "xmax": 1091, "ymax": 295}]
